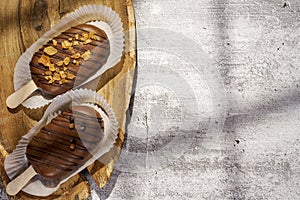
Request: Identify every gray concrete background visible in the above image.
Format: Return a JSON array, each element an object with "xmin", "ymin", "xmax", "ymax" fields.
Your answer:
[{"xmin": 104, "ymin": 0, "xmax": 300, "ymax": 199}]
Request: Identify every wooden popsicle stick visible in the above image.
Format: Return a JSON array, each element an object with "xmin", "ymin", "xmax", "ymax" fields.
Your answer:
[
  {"xmin": 6, "ymin": 80, "xmax": 38, "ymax": 109},
  {"xmin": 6, "ymin": 165, "xmax": 37, "ymax": 196}
]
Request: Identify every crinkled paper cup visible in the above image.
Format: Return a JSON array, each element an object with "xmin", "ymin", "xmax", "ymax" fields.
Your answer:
[
  {"xmin": 14, "ymin": 4, "xmax": 124, "ymax": 109},
  {"xmin": 4, "ymin": 89, "xmax": 119, "ymax": 196}
]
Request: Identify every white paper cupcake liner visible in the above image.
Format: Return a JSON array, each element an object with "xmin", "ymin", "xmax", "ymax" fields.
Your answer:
[
  {"xmin": 4, "ymin": 89, "xmax": 119, "ymax": 196},
  {"xmin": 14, "ymin": 4, "xmax": 124, "ymax": 109}
]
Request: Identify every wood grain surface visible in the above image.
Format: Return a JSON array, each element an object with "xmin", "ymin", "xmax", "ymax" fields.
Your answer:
[{"xmin": 0, "ymin": 0, "xmax": 136, "ymax": 199}]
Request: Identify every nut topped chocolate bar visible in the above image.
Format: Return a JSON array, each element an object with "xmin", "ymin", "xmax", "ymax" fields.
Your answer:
[{"xmin": 30, "ymin": 24, "xmax": 110, "ymax": 96}]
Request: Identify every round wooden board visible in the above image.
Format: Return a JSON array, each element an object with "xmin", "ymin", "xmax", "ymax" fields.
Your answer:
[{"xmin": 0, "ymin": 0, "xmax": 136, "ymax": 199}]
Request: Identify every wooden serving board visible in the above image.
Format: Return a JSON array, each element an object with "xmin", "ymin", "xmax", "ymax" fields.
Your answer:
[{"xmin": 0, "ymin": 0, "xmax": 136, "ymax": 199}]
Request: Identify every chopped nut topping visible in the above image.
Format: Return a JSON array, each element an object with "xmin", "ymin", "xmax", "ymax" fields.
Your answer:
[
  {"xmin": 48, "ymin": 78, "xmax": 55, "ymax": 84},
  {"xmin": 69, "ymin": 47, "xmax": 76, "ymax": 54},
  {"xmin": 38, "ymin": 55, "xmax": 51, "ymax": 67},
  {"xmin": 42, "ymin": 29, "xmax": 99, "ymax": 85},
  {"xmin": 84, "ymin": 38, "xmax": 92, "ymax": 44},
  {"xmin": 80, "ymin": 31, "xmax": 98, "ymax": 43},
  {"xmin": 71, "ymin": 53, "xmax": 81, "ymax": 59},
  {"xmin": 44, "ymin": 46, "xmax": 58, "ymax": 56},
  {"xmin": 89, "ymin": 31, "xmax": 95, "ymax": 39},
  {"xmin": 53, "ymin": 73, "xmax": 60, "ymax": 81},
  {"xmin": 45, "ymin": 71, "xmax": 52, "ymax": 76},
  {"xmin": 56, "ymin": 61, "xmax": 64, "ymax": 67},
  {"xmin": 49, "ymin": 64, "xmax": 55, "ymax": 71},
  {"xmin": 81, "ymin": 50, "xmax": 91, "ymax": 60},
  {"xmin": 67, "ymin": 73, "xmax": 75, "ymax": 80},
  {"xmin": 52, "ymin": 39, "xmax": 57, "ymax": 46},
  {"xmin": 80, "ymin": 33, "xmax": 89, "ymax": 42},
  {"xmin": 74, "ymin": 60, "xmax": 80, "ymax": 65},
  {"xmin": 73, "ymin": 41, "xmax": 79, "ymax": 46},
  {"xmin": 62, "ymin": 40, "xmax": 72, "ymax": 49},
  {"xmin": 59, "ymin": 71, "xmax": 67, "ymax": 79},
  {"xmin": 63, "ymin": 57, "xmax": 70, "ymax": 65}
]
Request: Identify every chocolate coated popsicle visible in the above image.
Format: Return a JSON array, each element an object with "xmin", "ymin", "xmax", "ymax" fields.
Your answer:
[
  {"xmin": 30, "ymin": 24, "xmax": 110, "ymax": 97},
  {"xmin": 26, "ymin": 105, "xmax": 104, "ymax": 181},
  {"xmin": 6, "ymin": 105, "xmax": 105, "ymax": 195},
  {"xmin": 6, "ymin": 24, "xmax": 110, "ymax": 109}
]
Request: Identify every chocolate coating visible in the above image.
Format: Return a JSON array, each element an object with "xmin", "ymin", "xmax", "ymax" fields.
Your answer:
[
  {"xmin": 30, "ymin": 24, "xmax": 110, "ymax": 96},
  {"xmin": 26, "ymin": 105, "xmax": 104, "ymax": 181}
]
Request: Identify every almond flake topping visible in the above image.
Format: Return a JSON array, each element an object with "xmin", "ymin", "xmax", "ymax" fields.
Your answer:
[
  {"xmin": 73, "ymin": 41, "xmax": 79, "ymax": 46},
  {"xmin": 53, "ymin": 73, "xmax": 61, "ymax": 81},
  {"xmin": 41, "ymin": 30, "xmax": 100, "ymax": 85},
  {"xmin": 62, "ymin": 40, "xmax": 72, "ymax": 49},
  {"xmin": 63, "ymin": 57, "xmax": 70, "ymax": 65},
  {"xmin": 48, "ymin": 78, "xmax": 55, "ymax": 84},
  {"xmin": 71, "ymin": 53, "xmax": 81, "ymax": 59},
  {"xmin": 49, "ymin": 64, "xmax": 55, "ymax": 72},
  {"xmin": 44, "ymin": 71, "xmax": 52, "ymax": 76},
  {"xmin": 67, "ymin": 73, "xmax": 76, "ymax": 80},
  {"xmin": 56, "ymin": 61, "xmax": 64, "ymax": 67},
  {"xmin": 38, "ymin": 55, "xmax": 51, "ymax": 67},
  {"xmin": 52, "ymin": 39, "xmax": 57, "ymax": 46},
  {"xmin": 83, "ymin": 39, "xmax": 92, "ymax": 45},
  {"xmin": 89, "ymin": 31, "xmax": 97, "ymax": 40},
  {"xmin": 44, "ymin": 46, "xmax": 58, "ymax": 56},
  {"xmin": 81, "ymin": 50, "xmax": 91, "ymax": 60},
  {"xmin": 59, "ymin": 71, "xmax": 67, "ymax": 79}
]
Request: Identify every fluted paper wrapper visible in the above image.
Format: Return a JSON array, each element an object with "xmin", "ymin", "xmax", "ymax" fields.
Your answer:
[
  {"xmin": 4, "ymin": 89, "xmax": 119, "ymax": 196},
  {"xmin": 14, "ymin": 5, "xmax": 124, "ymax": 109}
]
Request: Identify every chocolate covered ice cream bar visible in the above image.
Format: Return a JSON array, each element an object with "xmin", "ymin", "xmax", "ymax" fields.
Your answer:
[
  {"xmin": 6, "ymin": 105, "xmax": 105, "ymax": 196},
  {"xmin": 30, "ymin": 24, "xmax": 110, "ymax": 96},
  {"xmin": 26, "ymin": 105, "xmax": 104, "ymax": 180},
  {"xmin": 6, "ymin": 24, "xmax": 110, "ymax": 109}
]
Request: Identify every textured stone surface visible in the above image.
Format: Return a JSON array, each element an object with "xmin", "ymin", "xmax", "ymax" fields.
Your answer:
[{"xmin": 105, "ymin": 0, "xmax": 300, "ymax": 199}]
